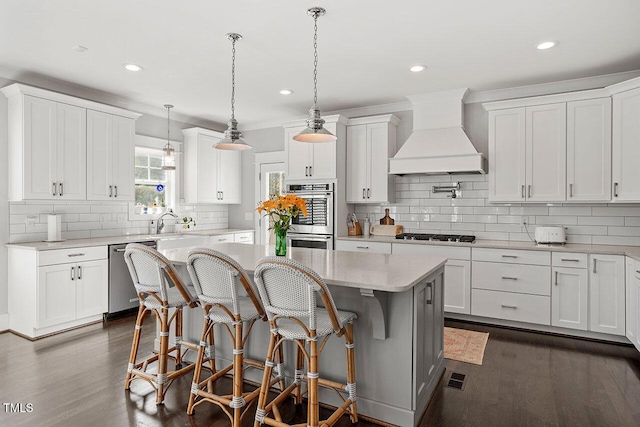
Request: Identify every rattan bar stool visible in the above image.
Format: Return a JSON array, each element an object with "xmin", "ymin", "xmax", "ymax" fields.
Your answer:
[
  {"xmin": 186, "ymin": 248, "xmax": 286, "ymax": 426},
  {"xmin": 123, "ymin": 243, "xmax": 200, "ymax": 405},
  {"xmin": 253, "ymin": 257, "xmax": 358, "ymax": 427}
]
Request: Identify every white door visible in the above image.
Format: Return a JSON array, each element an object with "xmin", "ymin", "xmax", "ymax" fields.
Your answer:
[
  {"xmin": 589, "ymin": 254, "xmax": 625, "ymax": 335},
  {"xmin": 217, "ymin": 150, "xmax": 242, "ymax": 204},
  {"xmin": 23, "ymin": 95, "xmax": 58, "ymax": 200},
  {"xmin": 196, "ymin": 133, "xmax": 219, "ymax": 203},
  {"xmin": 86, "ymin": 110, "xmax": 113, "ymax": 200},
  {"xmin": 285, "ymin": 126, "xmax": 310, "ymax": 180},
  {"xmin": 56, "ymin": 103, "xmax": 86, "ymax": 200},
  {"xmin": 75, "ymin": 260, "xmax": 108, "ymax": 319},
  {"xmin": 566, "ymin": 98, "xmax": 611, "ymax": 202},
  {"xmin": 526, "ymin": 103, "xmax": 566, "ymax": 202},
  {"xmin": 488, "ymin": 108, "xmax": 526, "ymax": 202},
  {"xmin": 111, "ymin": 115, "xmax": 135, "ymax": 201},
  {"xmin": 367, "ymin": 122, "xmax": 390, "ymax": 203},
  {"xmin": 257, "ymin": 162, "xmax": 286, "ymax": 245},
  {"xmin": 37, "ymin": 264, "xmax": 76, "ymax": 328},
  {"xmin": 552, "ymin": 267, "xmax": 588, "ymax": 331},
  {"xmin": 346, "ymin": 124, "xmax": 368, "ymax": 202},
  {"xmin": 443, "ymin": 260, "xmax": 471, "ymax": 315},
  {"xmin": 612, "ymin": 87, "xmax": 640, "ymax": 201}
]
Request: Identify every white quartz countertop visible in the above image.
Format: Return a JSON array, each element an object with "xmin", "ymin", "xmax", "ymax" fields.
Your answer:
[
  {"xmin": 336, "ymin": 235, "xmax": 640, "ymax": 262},
  {"xmin": 6, "ymin": 229, "xmax": 254, "ymax": 251},
  {"xmin": 161, "ymin": 243, "xmax": 447, "ymax": 293}
]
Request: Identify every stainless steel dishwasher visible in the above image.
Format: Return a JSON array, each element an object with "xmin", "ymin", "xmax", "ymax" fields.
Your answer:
[{"xmin": 107, "ymin": 241, "xmax": 157, "ymax": 318}]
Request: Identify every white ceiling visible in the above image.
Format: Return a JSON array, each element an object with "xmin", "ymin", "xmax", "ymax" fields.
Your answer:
[{"xmin": 2, "ymin": 0, "xmax": 640, "ymax": 129}]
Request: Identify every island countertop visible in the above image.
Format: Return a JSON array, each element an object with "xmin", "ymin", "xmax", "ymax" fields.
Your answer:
[{"xmin": 160, "ymin": 243, "xmax": 447, "ymax": 293}]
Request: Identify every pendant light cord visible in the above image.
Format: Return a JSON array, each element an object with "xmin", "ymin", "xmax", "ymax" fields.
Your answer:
[
  {"xmin": 230, "ymin": 36, "xmax": 236, "ymax": 120},
  {"xmin": 313, "ymin": 14, "xmax": 318, "ymax": 108},
  {"xmin": 165, "ymin": 105, "xmax": 172, "ymax": 148}
]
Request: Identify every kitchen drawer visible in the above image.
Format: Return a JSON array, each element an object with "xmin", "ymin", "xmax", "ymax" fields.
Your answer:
[
  {"xmin": 552, "ymin": 252, "xmax": 588, "ymax": 269},
  {"xmin": 472, "ymin": 261, "xmax": 551, "ymax": 296},
  {"xmin": 471, "ymin": 289, "xmax": 551, "ymax": 326},
  {"xmin": 392, "ymin": 243, "xmax": 470, "ymax": 260},
  {"xmin": 38, "ymin": 246, "xmax": 107, "ymax": 266},
  {"xmin": 335, "ymin": 240, "xmax": 391, "ymax": 254},
  {"xmin": 210, "ymin": 233, "xmax": 234, "ymax": 244},
  {"xmin": 234, "ymin": 232, "xmax": 254, "ymax": 244},
  {"xmin": 472, "ymin": 247, "xmax": 550, "ymax": 266},
  {"xmin": 156, "ymin": 235, "xmax": 207, "ymax": 250}
]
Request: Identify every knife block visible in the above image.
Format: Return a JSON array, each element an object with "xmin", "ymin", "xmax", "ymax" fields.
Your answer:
[{"xmin": 348, "ymin": 221, "xmax": 363, "ymax": 236}]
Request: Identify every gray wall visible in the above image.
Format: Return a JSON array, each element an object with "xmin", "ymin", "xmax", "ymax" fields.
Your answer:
[{"xmin": 0, "ymin": 76, "xmax": 9, "ymax": 318}]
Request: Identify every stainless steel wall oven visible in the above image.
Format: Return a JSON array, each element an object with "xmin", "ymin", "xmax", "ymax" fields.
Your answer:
[{"xmin": 286, "ymin": 183, "xmax": 334, "ymax": 249}]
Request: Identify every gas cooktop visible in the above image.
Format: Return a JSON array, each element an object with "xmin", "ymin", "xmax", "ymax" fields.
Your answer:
[{"xmin": 395, "ymin": 233, "xmax": 476, "ymax": 243}]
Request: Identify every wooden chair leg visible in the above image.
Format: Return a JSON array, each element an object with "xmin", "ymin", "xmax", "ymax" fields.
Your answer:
[
  {"xmin": 175, "ymin": 307, "xmax": 184, "ymax": 367},
  {"xmin": 206, "ymin": 323, "xmax": 216, "ymax": 393},
  {"xmin": 308, "ymin": 336, "xmax": 319, "ymax": 427},
  {"xmin": 295, "ymin": 341, "xmax": 305, "ymax": 405},
  {"xmin": 345, "ymin": 323, "xmax": 358, "ymax": 423},
  {"xmin": 254, "ymin": 332, "xmax": 278, "ymax": 427},
  {"xmin": 125, "ymin": 304, "xmax": 145, "ymax": 390},
  {"xmin": 232, "ymin": 321, "xmax": 244, "ymax": 427},
  {"xmin": 156, "ymin": 307, "xmax": 170, "ymax": 405},
  {"xmin": 187, "ymin": 316, "xmax": 212, "ymax": 415}
]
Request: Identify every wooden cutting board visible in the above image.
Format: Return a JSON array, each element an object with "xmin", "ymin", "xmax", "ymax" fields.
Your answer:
[{"xmin": 370, "ymin": 224, "xmax": 403, "ymax": 236}]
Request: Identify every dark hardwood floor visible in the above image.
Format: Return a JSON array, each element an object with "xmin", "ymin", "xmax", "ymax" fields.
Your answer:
[{"xmin": 1, "ymin": 316, "xmax": 639, "ymax": 427}]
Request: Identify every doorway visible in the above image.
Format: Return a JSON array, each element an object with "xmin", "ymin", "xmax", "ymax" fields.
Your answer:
[{"xmin": 254, "ymin": 152, "xmax": 285, "ymax": 245}]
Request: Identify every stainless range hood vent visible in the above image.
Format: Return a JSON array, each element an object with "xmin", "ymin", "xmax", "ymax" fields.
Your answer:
[{"xmin": 389, "ymin": 88, "xmax": 486, "ymax": 175}]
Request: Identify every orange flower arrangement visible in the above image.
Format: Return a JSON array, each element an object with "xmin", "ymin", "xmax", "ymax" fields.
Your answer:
[{"xmin": 256, "ymin": 194, "xmax": 308, "ymax": 233}]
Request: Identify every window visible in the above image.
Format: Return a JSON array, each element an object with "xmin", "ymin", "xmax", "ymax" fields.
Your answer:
[{"xmin": 134, "ymin": 147, "xmax": 174, "ymax": 215}]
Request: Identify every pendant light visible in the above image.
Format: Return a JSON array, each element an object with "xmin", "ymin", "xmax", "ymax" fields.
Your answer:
[
  {"xmin": 293, "ymin": 7, "xmax": 336, "ymax": 143},
  {"xmin": 161, "ymin": 104, "xmax": 176, "ymax": 170},
  {"xmin": 215, "ymin": 33, "xmax": 252, "ymax": 151}
]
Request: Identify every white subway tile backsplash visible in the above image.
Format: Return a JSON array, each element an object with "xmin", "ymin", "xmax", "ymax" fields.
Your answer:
[
  {"xmin": 626, "ymin": 217, "xmax": 640, "ymax": 226},
  {"xmin": 607, "ymin": 226, "xmax": 640, "ymax": 236},
  {"xmin": 498, "ymin": 216, "xmax": 525, "ymax": 224},
  {"xmin": 592, "ymin": 206, "xmax": 640, "ymax": 216},
  {"xmin": 549, "ymin": 207, "xmax": 592, "ymax": 216},
  {"xmin": 462, "ymin": 214, "xmax": 497, "ymax": 223},
  {"xmin": 564, "ymin": 225, "xmax": 607, "ymax": 235},
  {"xmin": 451, "ymin": 222, "xmax": 486, "ymax": 232},
  {"xmin": 441, "ymin": 206, "xmax": 474, "ymax": 215},
  {"xmin": 485, "ymin": 223, "xmax": 522, "ymax": 233},
  {"xmin": 430, "ymin": 214, "xmax": 463, "ymax": 223},
  {"xmin": 509, "ymin": 206, "xmax": 549, "ymax": 216},
  {"xmin": 535, "ymin": 216, "xmax": 578, "ymax": 226},
  {"xmin": 10, "ymin": 224, "xmax": 26, "ymax": 234},
  {"xmin": 593, "ymin": 235, "xmax": 640, "ymax": 246},
  {"xmin": 62, "ymin": 231, "xmax": 91, "ymax": 240},
  {"xmin": 90, "ymin": 229, "xmax": 123, "ymax": 238},
  {"xmin": 474, "ymin": 206, "xmax": 509, "ymax": 215},
  {"xmin": 419, "ymin": 222, "xmax": 452, "ymax": 231},
  {"xmin": 11, "ymin": 204, "xmax": 53, "ymax": 214},
  {"xmin": 410, "ymin": 206, "xmax": 440, "ymax": 214},
  {"xmin": 54, "ymin": 204, "xmax": 92, "ymax": 214},
  {"xmin": 577, "ymin": 216, "xmax": 624, "ymax": 226},
  {"xmin": 566, "ymin": 235, "xmax": 593, "ymax": 244}
]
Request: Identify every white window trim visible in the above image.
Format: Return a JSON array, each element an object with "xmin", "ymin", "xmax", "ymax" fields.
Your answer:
[{"xmin": 129, "ymin": 134, "xmax": 182, "ymax": 222}]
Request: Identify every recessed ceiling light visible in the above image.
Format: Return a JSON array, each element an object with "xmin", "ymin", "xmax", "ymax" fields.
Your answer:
[
  {"xmin": 123, "ymin": 63, "xmax": 143, "ymax": 72},
  {"xmin": 71, "ymin": 45, "xmax": 88, "ymax": 53},
  {"xmin": 410, "ymin": 65, "xmax": 427, "ymax": 72},
  {"xmin": 280, "ymin": 89, "xmax": 293, "ymax": 95},
  {"xmin": 536, "ymin": 41, "xmax": 558, "ymax": 50}
]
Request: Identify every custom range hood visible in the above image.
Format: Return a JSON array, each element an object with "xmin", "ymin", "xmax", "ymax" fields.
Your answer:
[{"xmin": 389, "ymin": 88, "xmax": 486, "ymax": 175}]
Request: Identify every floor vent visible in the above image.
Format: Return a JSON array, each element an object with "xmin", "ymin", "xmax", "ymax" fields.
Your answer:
[{"xmin": 445, "ymin": 372, "xmax": 467, "ymax": 390}]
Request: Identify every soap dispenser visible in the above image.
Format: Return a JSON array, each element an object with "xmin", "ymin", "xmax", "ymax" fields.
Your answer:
[{"xmin": 149, "ymin": 220, "xmax": 156, "ymax": 235}]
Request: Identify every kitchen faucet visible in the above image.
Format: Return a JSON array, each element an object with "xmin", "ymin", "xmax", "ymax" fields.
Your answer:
[{"xmin": 157, "ymin": 208, "xmax": 179, "ymax": 234}]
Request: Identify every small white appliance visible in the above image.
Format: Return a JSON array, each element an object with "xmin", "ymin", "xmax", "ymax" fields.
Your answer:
[{"xmin": 534, "ymin": 226, "xmax": 566, "ymax": 244}]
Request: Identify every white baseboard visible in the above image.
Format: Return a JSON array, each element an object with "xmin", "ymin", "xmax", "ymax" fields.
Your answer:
[{"xmin": 0, "ymin": 313, "xmax": 9, "ymax": 332}]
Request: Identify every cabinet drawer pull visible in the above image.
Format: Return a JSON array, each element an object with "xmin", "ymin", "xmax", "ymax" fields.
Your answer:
[
  {"xmin": 569, "ymin": 183, "xmax": 573, "ymax": 197},
  {"xmin": 240, "ymin": 236, "xmax": 248, "ymax": 240},
  {"xmin": 59, "ymin": 182, "xmax": 63, "ymax": 196},
  {"xmin": 614, "ymin": 182, "xmax": 619, "ymax": 197},
  {"xmin": 501, "ymin": 276, "xmax": 518, "ymax": 280},
  {"xmin": 367, "ymin": 188, "xmax": 371, "ymax": 198},
  {"xmin": 70, "ymin": 266, "xmax": 75, "ymax": 281},
  {"xmin": 356, "ymin": 246, "xmax": 369, "ymax": 249},
  {"xmin": 528, "ymin": 185, "xmax": 532, "ymax": 198},
  {"xmin": 218, "ymin": 238, "xmax": 228, "ymax": 242},
  {"xmin": 555, "ymin": 271, "xmax": 558, "ymax": 286},
  {"xmin": 77, "ymin": 265, "xmax": 82, "ymax": 280},
  {"xmin": 521, "ymin": 184, "xmax": 525, "ymax": 198},
  {"xmin": 67, "ymin": 253, "xmax": 85, "ymax": 257},
  {"xmin": 114, "ymin": 185, "xmax": 118, "ymax": 197},
  {"xmin": 363, "ymin": 188, "xmax": 366, "ymax": 199},
  {"xmin": 561, "ymin": 258, "xmax": 580, "ymax": 262},
  {"xmin": 501, "ymin": 254, "xmax": 518, "ymax": 258},
  {"xmin": 109, "ymin": 185, "xmax": 113, "ymax": 197},
  {"xmin": 426, "ymin": 282, "xmax": 433, "ymax": 305},
  {"xmin": 593, "ymin": 259, "xmax": 597, "ymax": 274},
  {"xmin": 309, "ymin": 165, "xmax": 312, "ymax": 176},
  {"xmin": 501, "ymin": 304, "xmax": 517, "ymax": 309}
]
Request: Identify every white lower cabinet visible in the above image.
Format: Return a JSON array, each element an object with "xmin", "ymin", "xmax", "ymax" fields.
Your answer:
[
  {"xmin": 234, "ymin": 231, "xmax": 254, "ymax": 244},
  {"xmin": 589, "ymin": 254, "xmax": 625, "ymax": 336},
  {"xmin": 551, "ymin": 267, "xmax": 588, "ymax": 331},
  {"xmin": 9, "ymin": 246, "xmax": 108, "ymax": 339},
  {"xmin": 626, "ymin": 257, "xmax": 640, "ymax": 351},
  {"xmin": 335, "ymin": 240, "xmax": 392, "ymax": 254},
  {"xmin": 471, "ymin": 289, "xmax": 550, "ymax": 325},
  {"xmin": 392, "ymin": 244, "xmax": 471, "ymax": 314},
  {"xmin": 210, "ymin": 234, "xmax": 235, "ymax": 244}
]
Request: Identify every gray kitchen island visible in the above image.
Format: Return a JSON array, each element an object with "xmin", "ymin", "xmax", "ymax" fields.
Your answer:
[{"xmin": 161, "ymin": 243, "xmax": 447, "ymax": 426}]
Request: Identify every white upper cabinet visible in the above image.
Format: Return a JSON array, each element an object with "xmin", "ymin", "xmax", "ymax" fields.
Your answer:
[
  {"xmin": 485, "ymin": 91, "xmax": 615, "ymax": 203},
  {"xmin": 346, "ymin": 115, "xmax": 398, "ymax": 204},
  {"xmin": 5, "ymin": 94, "xmax": 86, "ymax": 200},
  {"xmin": 284, "ymin": 115, "xmax": 348, "ymax": 181},
  {"xmin": 611, "ymin": 85, "xmax": 640, "ymax": 201},
  {"xmin": 526, "ymin": 103, "xmax": 566, "ymax": 202},
  {"xmin": 182, "ymin": 128, "xmax": 241, "ymax": 204},
  {"xmin": 488, "ymin": 103, "xmax": 566, "ymax": 202},
  {"xmin": 86, "ymin": 110, "xmax": 135, "ymax": 201},
  {"xmin": 488, "ymin": 108, "xmax": 526, "ymax": 202},
  {"xmin": 566, "ymin": 98, "xmax": 612, "ymax": 202},
  {"xmin": 1, "ymin": 83, "xmax": 140, "ymax": 202}
]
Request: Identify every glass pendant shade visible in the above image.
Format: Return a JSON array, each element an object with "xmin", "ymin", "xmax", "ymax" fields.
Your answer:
[
  {"xmin": 294, "ymin": 7, "xmax": 335, "ymax": 143},
  {"xmin": 215, "ymin": 33, "xmax": 252, "ymax": 151},
  {"xmin": 161, "ymin": 104, "xmax": 177, "ymax": 170}
]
